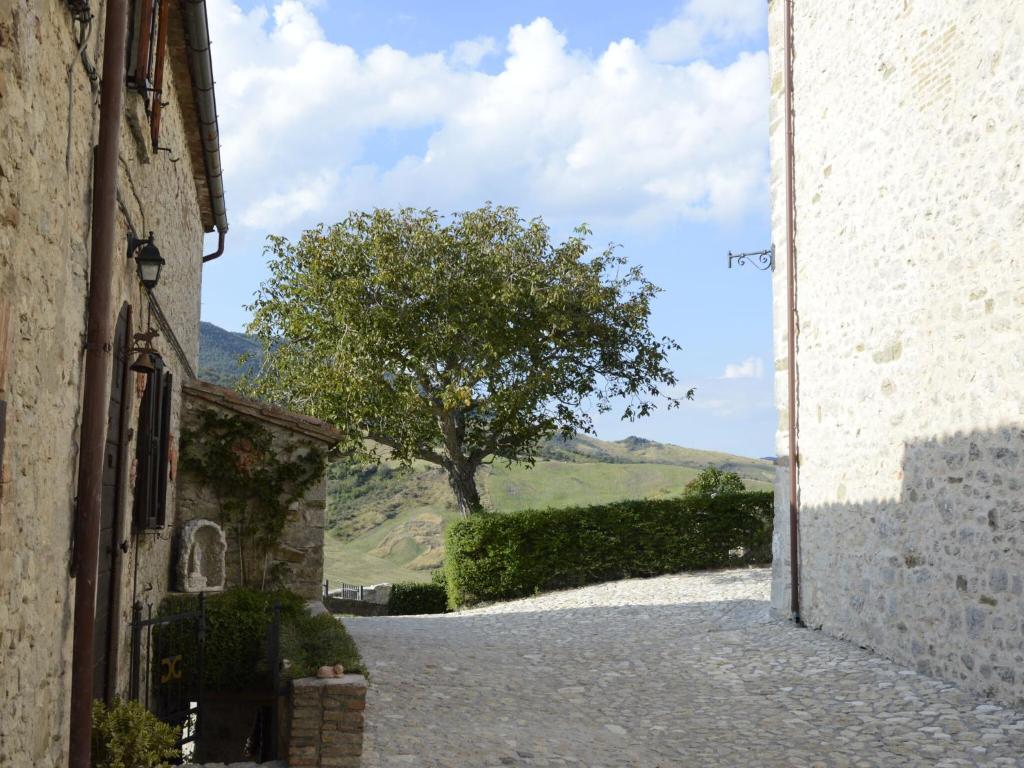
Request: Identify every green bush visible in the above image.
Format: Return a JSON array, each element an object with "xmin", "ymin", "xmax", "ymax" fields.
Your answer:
[
  {"xmin": 158, "ymin": 588, "xmax": 364, "ymax": 691},
  {"xmin": 387, "ymin": 582, "xmax": 448, "ymax": 615},
  {"xmin": 444, "ymin": 491, "xmax": 773, "ymax": 607},
  {"xmin": 91, "ymin": 699, "xmax": 180, "ymax": 768},
  {"xmin": 280, "ymin": 612, "xmax": 365, "ymax": 678}
]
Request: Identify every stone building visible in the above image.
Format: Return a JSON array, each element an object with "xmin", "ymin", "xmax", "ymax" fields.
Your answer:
[
  {"xmin": 768, "ymin": 1, "xmax": 1024, "ymax": 704},
  {"xmin": 177, "ymin": 379, "xmax": 341, "ymax": 601},
  {"xmin": 0, "ymin": 0, "xmax": 231, "ymax": 764}
]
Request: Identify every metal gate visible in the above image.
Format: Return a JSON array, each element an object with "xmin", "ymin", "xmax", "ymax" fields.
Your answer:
[{"xmin": 129, "ymin": 594, "xmax": 205, "ymax": 758}]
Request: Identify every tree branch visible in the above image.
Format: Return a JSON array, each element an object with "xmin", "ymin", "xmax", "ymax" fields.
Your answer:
[{"xmin": 366, "ymin": 430, "xmax": 447, "ymax": 467}]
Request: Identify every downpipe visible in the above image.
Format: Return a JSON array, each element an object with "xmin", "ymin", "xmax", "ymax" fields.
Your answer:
[
  {"xmin": 68, "ymin": 0, "xmax": 129, "ymax": 763},
  {"xmin": 783, "ymin": 0, "xmax": 802, "ymax": 625}
]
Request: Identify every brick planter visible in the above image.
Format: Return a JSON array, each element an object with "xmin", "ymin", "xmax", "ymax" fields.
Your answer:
[{"xmin": 288, "ymin": 675, "xmax": 367, "ymax": 768}]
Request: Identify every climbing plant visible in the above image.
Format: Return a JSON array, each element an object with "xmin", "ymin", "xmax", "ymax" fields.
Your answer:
[{"xmin": 179, "ymin": 408, "xmax": 325, "ymax": 589}]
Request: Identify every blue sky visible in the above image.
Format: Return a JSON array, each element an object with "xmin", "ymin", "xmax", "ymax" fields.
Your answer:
[{"xmin": 200, "ymin": 0, "xmax": 776, "ymax": 458}]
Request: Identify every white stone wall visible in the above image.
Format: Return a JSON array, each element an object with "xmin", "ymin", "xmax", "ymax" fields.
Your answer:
[
  {"xmin": 0, "ymin": 1, "xmax": 209, "ymax": 764},
  {"xmin": 769, "ymin": 0, "xmax": 1024, "ymax": 704}
]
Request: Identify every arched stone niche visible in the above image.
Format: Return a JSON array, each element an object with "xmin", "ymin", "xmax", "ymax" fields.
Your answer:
[{"xmin": 177, "ymin": 518, "xmax": 227, "ymax": 593}]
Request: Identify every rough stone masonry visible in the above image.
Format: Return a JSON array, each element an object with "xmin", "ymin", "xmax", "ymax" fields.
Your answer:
[
  {"xmin": 768, "ymin": 0, "xmax": 1024, "ymax": 705},
  {"xmin": 0, "ymin": 0, "xmax": 213, "ymax": 764}
]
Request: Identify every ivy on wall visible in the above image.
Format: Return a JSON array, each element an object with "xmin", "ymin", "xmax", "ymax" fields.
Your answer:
[{"xmin": 180, "ymin": 407, "xmax": 325, "ymax": 589}]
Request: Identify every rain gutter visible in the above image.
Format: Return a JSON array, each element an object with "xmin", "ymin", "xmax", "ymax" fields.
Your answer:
[{"xmin": 181, "ymin": 0, "xmax": 228, "ymax": 261}]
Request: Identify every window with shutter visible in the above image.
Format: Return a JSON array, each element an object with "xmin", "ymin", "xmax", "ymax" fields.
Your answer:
[
  {"xmin": 155, "ymin": 371, "xmax": 173, "ymax": 527},
  {"xmin": 126, "ymin": 0, "xmax": 171, "ymax": 149},
  {"xmin": 133, "ymin": 363, "xmax": 174, "ymax": 530}
]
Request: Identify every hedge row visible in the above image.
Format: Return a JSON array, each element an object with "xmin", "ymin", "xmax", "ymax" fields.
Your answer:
[
  {"xmin": 444, "ymin": 491, "xmax": 773, "ymax": 607},
  {"xmin": 387, "ymin": 582, "xmax": 448, "ymax": 615}
]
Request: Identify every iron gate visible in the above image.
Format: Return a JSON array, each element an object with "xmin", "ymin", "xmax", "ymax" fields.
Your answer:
[{"xmin": 129, "ymin": 594, "xmax": 205, "ymax": 757}]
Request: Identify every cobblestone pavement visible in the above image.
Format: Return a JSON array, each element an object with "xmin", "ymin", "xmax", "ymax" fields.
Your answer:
[{"xmin": 343, "ymin": 569, "xmax": 1024, "ymax": 768}]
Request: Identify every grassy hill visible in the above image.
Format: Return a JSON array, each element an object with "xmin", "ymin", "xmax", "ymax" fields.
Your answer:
[
  {"xmin": 197, "ymin": 321, "xmax": 262, "ymax": 386},
  {"xmin": 324, "ymin": 435, "xmax": 773, "ymax": 587},
  {"xmin": 196, "ymin": 322, "xmax": 775, "ymax": 588}
]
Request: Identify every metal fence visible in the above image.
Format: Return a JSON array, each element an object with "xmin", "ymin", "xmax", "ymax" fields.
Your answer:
[
  {"xmin": 129, "ymin": 595, "xmax": 205, "ymax": 757},
  {"xmin": 324, "ymin": 579, "xmax": 364, "ymax": 601}
]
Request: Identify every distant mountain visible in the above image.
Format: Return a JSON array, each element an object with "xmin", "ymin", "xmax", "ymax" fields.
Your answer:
[{"xmin": 197, "ymin": 321, "xmax": 262, "ymax": 386}]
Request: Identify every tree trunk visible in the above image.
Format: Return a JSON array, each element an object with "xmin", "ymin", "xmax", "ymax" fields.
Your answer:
[
  {"xmin": 447, "ymin": 460, "xmax": 482, "ymax": 517},
  {"xmin": 437, "ymin": 410, "xmax": 483, "ymax": 516}
]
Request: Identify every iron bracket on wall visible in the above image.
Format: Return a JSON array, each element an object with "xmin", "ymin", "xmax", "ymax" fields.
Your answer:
[{"xmin": 727, "ymin": 245, "xmax": 775, "ymax": 271}]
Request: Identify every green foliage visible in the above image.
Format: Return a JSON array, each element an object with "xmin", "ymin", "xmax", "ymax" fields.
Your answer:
[
  {"xmin": 246, "ymin": 205, "xmax": 687, "ymax": 516},
  {"xmin": 179, "ymin": 408, "xmax": 325, "ymax": 588},
  {"xmin": 90, "ymin": 699, "xmax": 179, "ymax": 768},
  {"xmin": 444, "ymin": 492, "xmax": 774, "ymax": 607},
  {"xmin": 279, "ymin": 612, "xmax": 365, "ymax": 679},
  {"xmin": 320, "ymin": 436, "xmax": 774, "ymax": 587},
  {"xmin": 684, "ymin": 465, "xmax": 746, "ymax": 498},
  {"xmin": 387, "ymin": 582, "xmax": 448, "ymax": 615},
  {"xmin": 159, "ymin": 588, "xmax": 306, "ymax": 691},
  {"xmin": 159, "ymin": 588, "xmax": 365, "ymax": 693}
]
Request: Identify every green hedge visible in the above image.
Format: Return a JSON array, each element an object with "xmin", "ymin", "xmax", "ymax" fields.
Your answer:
[
  {"xmin": 158, "ymin": 588, "xmax": 364, "ymax": 691},
  {"xmin": 444, "ymin": 491, "xmax": 773, "ymax": 607},
  {"xmin": 387, "ymin": 582, "xmax": 448, "ymax": 615}
]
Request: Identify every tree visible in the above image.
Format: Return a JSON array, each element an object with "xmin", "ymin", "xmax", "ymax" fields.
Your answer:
[
  {"xmin": 684, "ymin": 466, "xmax": 745, "ymax": 498},
  {"xmin": 245, "ymin": 205, "xmax": 689, "ymax": 516}
]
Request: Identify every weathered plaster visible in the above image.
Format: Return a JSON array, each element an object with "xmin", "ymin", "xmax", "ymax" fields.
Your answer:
[{"xmin": 769, "ymin": 0, "xmax": 1024, "ymax": 704}]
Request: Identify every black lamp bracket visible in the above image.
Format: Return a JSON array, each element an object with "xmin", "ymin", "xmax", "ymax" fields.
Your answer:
[
  {"xmin": 127, "ymin": 231, "xmax": 155, "ymax": 260},
  {"xmin": 727, "ymin": 245, "xmax": 775, "ymax": 271}
]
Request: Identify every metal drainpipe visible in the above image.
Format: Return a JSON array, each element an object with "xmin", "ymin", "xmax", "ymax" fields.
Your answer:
[
  {"xmin": 783, "ymin": 0, "xmax": 802, "ymax": 623},
  {"xmin": 203, "ymin": 228, "xmax": 226, "ymax": 262},
  {"xmin": 68, "ymin": 0, "xmax": 129, "ymax": 762}
]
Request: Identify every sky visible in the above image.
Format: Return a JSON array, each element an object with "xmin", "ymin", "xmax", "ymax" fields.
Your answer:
[{"xmin": 199, "ymin": 0, "xmax": 776, "ymax": 458}]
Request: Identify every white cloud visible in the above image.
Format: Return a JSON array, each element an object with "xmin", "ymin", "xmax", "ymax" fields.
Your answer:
[
  {"xmin": 240, "ymin": 170, "xmax": 337, "ymax": 228},
  {"xmin": 206, "ymin": 0, "xmax": 768, "ymax": 233},
  {"xmin": 646, "ymin": 0, "xmax": 766, "ymax": 62},
  {"xmin": 722, "ymin": 357, "xmax": 764, "ymax": 380},
  {"xmin": 451, "ymin": 36, "xmax": 497, "ymax": 68}
]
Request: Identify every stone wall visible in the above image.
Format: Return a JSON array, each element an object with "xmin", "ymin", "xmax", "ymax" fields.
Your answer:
[
  {"xmin": 768, "ymin": 0, "xmax": 1024, "ymax": 704},
  {"xmin": 176, "ymin": 381, "xmax": 338, "ymax": 600},
  {"xmin": 288, "ymin": 675, "xmax": 367, "ymax": 768},
  {"xmin": 0, "ymin": 1, "xmax": 211, "ymax": 764}
]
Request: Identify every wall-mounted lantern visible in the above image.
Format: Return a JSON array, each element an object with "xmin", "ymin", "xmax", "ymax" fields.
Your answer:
[{"xmin": 127, "ymin": 231, "xmax": 165, "ymax": 289}]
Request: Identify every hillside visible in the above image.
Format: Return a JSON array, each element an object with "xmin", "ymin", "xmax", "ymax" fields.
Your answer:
[
  {"xmin": 324, "ymin": 436, "xmax": 773, "ymax": 587},
  {"xmin": 196, "ymin": 322, "xmax": 775, "ymax": 587},
  {"xmin": 197, "ymin": 321, "xmax": 262, "ymax": 386}
]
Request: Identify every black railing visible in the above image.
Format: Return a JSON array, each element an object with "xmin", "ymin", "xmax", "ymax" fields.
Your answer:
[
  {"xmin": 324, "ymin": 579, "xmax": 364, "ymax": 601},
  {"xmin": 130, "ymin": 594, "xmax": 205, "ymax": 757},
  {"xmin": 242, "ymin": 599, "xmax": 286, "ymax": 762},
  {"xmin": 267, "ymin": 600, "xmax": 284, "ymax": 759}
]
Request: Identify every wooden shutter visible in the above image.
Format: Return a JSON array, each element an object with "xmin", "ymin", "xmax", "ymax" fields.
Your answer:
[
  {"xmin": 149, "ymin": 0, "xmax": 171, "ymax": 148},
  {"xmin": 133, "ymin": 363, "xmax": 173, "ymax": 529},
  {"xmin": 154, "ymin": 372, "xmax": 173, "ymax": 526}
]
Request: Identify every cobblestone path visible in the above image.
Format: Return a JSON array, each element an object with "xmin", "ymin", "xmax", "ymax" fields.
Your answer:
[{"xmin": 343, "ymin": 569, "xmax": 1024, "ymax": 767}]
